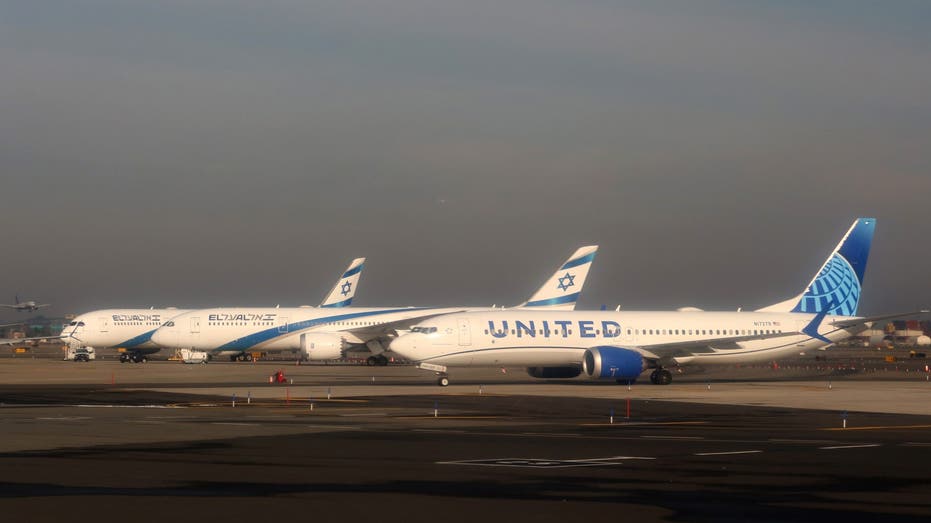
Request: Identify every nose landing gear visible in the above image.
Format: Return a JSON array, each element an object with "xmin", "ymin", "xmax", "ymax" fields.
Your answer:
[{"xmin": 415, "ymin": 362, "xmax": 450, "ymax": 386}]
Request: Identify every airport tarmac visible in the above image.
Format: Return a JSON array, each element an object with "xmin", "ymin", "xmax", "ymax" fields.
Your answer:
[{"xmin": 1, "ymin": 359, "xmax": 930, "ymax": 521}]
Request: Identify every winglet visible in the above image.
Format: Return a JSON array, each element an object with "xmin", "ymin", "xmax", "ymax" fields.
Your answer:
[
  {"xmin": 802, "ymin": 308, "xmax": 833, "ymax": 344},
  {"xmin": 518, "ymin": 246, "xmax": 598, "ymax": 310},
  {"xmin": 320, "ymin": 257, "xmax": 366, "ymax": 308}
]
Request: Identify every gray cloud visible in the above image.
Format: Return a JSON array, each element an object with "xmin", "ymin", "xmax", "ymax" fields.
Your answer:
[{"xmin": 1, "ymin": 0, "xmax": 929, "ymax": 315}]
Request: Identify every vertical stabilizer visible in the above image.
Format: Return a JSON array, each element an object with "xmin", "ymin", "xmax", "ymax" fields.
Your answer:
[
  {"xmin": 758, "ymin": 218, "xmax": 875, "ymax": 316},
  {"xmin": 320, "ymin": 257, "xmax": 366, "ymax": 308},
  {"xmin": 517, "ymin": 246, "xmax": 598, "ymax": 310}
]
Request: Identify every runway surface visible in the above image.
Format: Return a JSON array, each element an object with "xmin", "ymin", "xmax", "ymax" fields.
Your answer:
[{"xmin": 1, "ymin": 360, "xmax": 930, "ymax": 522}]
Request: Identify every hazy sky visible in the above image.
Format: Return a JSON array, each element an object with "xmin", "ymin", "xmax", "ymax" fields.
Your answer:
[{"xmin": 2, "ymin": 0, "xmax": 929, "ymax": 316}]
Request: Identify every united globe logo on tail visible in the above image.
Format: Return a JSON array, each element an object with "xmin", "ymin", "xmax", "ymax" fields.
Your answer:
[
  {"xmin": 790, "ymin": 218, "xmax": 874, "ymax": 317},
  {"xmin": 793, "ymin": 253, "xmax": 861, "ymax": 316}
]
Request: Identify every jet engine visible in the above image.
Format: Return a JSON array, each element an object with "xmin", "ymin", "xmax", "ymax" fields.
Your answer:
[
  {"xmin": 582, "ymin": 346, "xmax": 646, "ymax": 381},
  {"xmin": 525, "ymin": 366, "xmax": 582, "ymax": 379},
  {"xmin": 300, "ymin": 332, "xmax": 347, "ymax": 361}
]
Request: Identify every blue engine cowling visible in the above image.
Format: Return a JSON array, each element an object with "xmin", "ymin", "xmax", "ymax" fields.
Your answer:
[{"xmin": 582, "ymin": 347, "xmax": 645, "ymax": 380}]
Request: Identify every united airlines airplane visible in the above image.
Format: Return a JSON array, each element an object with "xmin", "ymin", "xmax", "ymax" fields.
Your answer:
[
  {"xmin": 59, "ymin": 257, "xmax": 367, "ymax": 363},
  {"xmin": 150, "ymin": 246, "xmax": 599, "ymax": 364},
  {"xmin": 391, "ymin": 219, "xmax": 923, "ymax": 386}
]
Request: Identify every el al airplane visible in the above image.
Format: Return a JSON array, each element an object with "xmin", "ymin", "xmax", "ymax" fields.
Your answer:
[
  {"xmin": 391, "ymin": 218, "xmax": 927, "ymax": 386},
  {"xmin": 59, "ymin": 257, "xmax": 367, "ymax": 363},
  {"xmin": 150, "ymin": 246, "xmax": 599, "ymax": 364},
  {"xmin": 1, "ymin": 295, "xmax": 51, "ymax": 312}
]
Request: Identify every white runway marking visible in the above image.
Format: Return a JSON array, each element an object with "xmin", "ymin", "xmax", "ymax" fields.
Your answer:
[
  {"xmin": 694, "ymin": 450, "xmax": 762, "ymax": 456},
  {"xmin": 438, "ymin": 455, "xmax": 655, "ymax": 468},
  {"xmin": 818, "ymin": 444, "xmax": 881, "ymax": 450}
]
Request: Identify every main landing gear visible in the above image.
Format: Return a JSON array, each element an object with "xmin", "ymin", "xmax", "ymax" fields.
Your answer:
[
  {"xmin": 119, "ymin": 352, "xmax": 148, "ymax": 364},
  {"xmin": 366, "ymin": 354, "xmax": 389, "ymax": 366},
  {"xmin": 649, "ymin": 368, "xmax": 673, "ymax": 385},
  {"xmin": 230, "ymin": 353, "xmax": 254, "ymax": 362}
]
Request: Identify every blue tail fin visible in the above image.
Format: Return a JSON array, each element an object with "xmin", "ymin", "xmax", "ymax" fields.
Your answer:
[{"xmin": 759, "ymin": 218, "xmax": 875, "ymax": 316}]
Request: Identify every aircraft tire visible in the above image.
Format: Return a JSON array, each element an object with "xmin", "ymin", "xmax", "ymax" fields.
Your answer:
[{"xmin": 437, "ymin": 377, "xmax": 450, "ymax": 387}]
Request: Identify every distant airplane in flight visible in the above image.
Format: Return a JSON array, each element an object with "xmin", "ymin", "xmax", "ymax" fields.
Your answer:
[{"xmin": 1, "ymin": 295, "xmax": 50, "ymax": 312}]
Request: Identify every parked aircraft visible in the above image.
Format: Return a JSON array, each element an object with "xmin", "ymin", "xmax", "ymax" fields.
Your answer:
[
  {"xmin": 150, "ymin": 246, "xmax": 599, "ymax": 365},
  {"xmin": 390, "ymin": 219, "xmax": 924, "ymax": 385},
  {"xmin": 59, "ymin": 258, "xmax": 366, "ymax": 363}
]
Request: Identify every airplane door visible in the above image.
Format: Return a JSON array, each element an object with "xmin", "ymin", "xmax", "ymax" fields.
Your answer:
[
  {"xmin": 278, "ymin": 317, "xmax": 289, "ymax": 334},
  {"xmin": 458, "ymin": 318, "xmax": 471, "ymax": 346},
  {"xmin": 190, "ymin": 317, "xmax": 201, "ymax": 334},
  {"xmin": 98, "ymin": 317, "xmax": 108, "ymax": 333}
]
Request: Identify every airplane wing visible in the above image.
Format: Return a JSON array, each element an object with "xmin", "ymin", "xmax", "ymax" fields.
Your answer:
[
  {"xmin": 333, "ymin": 308, "xmax": 469, "ymax": 343},
  {"xmin": 600, "ymin": 311, "xmax": 835, "ymax": 362},
  {"xmin": 0, "ymin": 335, "xmax": 62, "ymax": 346},
  {"xmin": 830, "ymin": 310, "xmax": 930, "ymax": 330},
  {"xmin": 628, "ymin": 329, "xmax": 807, "ymax": 361},
  {"xmin": 0, "ymin": 305, "xmax": 17, "ymax": 309},
  {"xmin": 35, "ymin": 304, "xmax": 51, "ymax": 309}
]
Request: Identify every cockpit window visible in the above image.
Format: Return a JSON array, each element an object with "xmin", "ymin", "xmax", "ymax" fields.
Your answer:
[
  {"xmin": 69, "ymin": 321, "xmax": 77, "ymax": 326},
  {"xmin": 162, "ymin": 321, "xmax": 175, "ymax": 327},
  {"xmin": 411, "ymin": 326, "xmax": 438, "ymax": 334},
  {"xmin": 77, "ymin": 321, "xmax": 85, "ymax": 327}
]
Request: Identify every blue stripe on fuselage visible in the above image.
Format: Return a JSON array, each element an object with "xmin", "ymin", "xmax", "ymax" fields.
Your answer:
[
  {"xmin": 216, "ymin": 307, "xmax": 428, "ymax": 351},
  {"xmin": 116, "ymin": 329, "xmax": 157, "ymax": 348}
]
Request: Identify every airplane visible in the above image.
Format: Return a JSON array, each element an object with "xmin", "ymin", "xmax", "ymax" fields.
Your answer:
[
  {"xmin": 150, "ymin": 246, "xmax": 599, "ymax": 365},
  {"xmin": 390, "ymin": 218, "xmax": 927, "ymax": 386},
  {"xmin": 59, "ymin": 257, "xmax": 367, "ymax": 364},
  {"xmin": 1, "ymin": 295, "xmax": 51, "ymax": 312}
]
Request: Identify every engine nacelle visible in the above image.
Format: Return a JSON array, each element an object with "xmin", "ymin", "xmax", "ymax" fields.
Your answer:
[
  {"xmin": 582, "ymin": 346, "xmax": 646, "ymax": 381},
  {"xmin": 526, "ymin": 366, "xmax": 582, "ymax": 379},
  {"xmin": 300, "ymin": 332, "xmax": 347, "ymax": 360}
]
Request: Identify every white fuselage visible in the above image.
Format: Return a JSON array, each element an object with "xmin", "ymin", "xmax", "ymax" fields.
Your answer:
[
  {"xmin": 62, "ymin": 309, "xmax": 190, "ymax": 351},
  {"xmin": 389, "ymin": 310, "xmax": 864, "ymax": 367},
  {"xmin": 150, "ymin": 306, "xmax": 465, "ymax": 353}
]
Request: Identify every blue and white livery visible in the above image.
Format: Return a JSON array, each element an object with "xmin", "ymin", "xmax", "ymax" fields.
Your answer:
[
  {"xmin": 390, "ymin": 218, "xmax": 923, "ymax": 386},
  {"xmin": 320, "ymin": 257, "xmax": 365, "ymax": 308},
  {"xmin": 519, "ymin": 245, "xmax": 597, "ymax": 310},
  {"xmin": 150, "ymin": 247, "xmax": 599, "ymax": 364},
  {"xmin": 758, "ymin": 218, "xmax": 874, "ymax": 316},
  {"xmin": 59, "ymin": 257, "xmax": 369, "ymax": 363}
]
